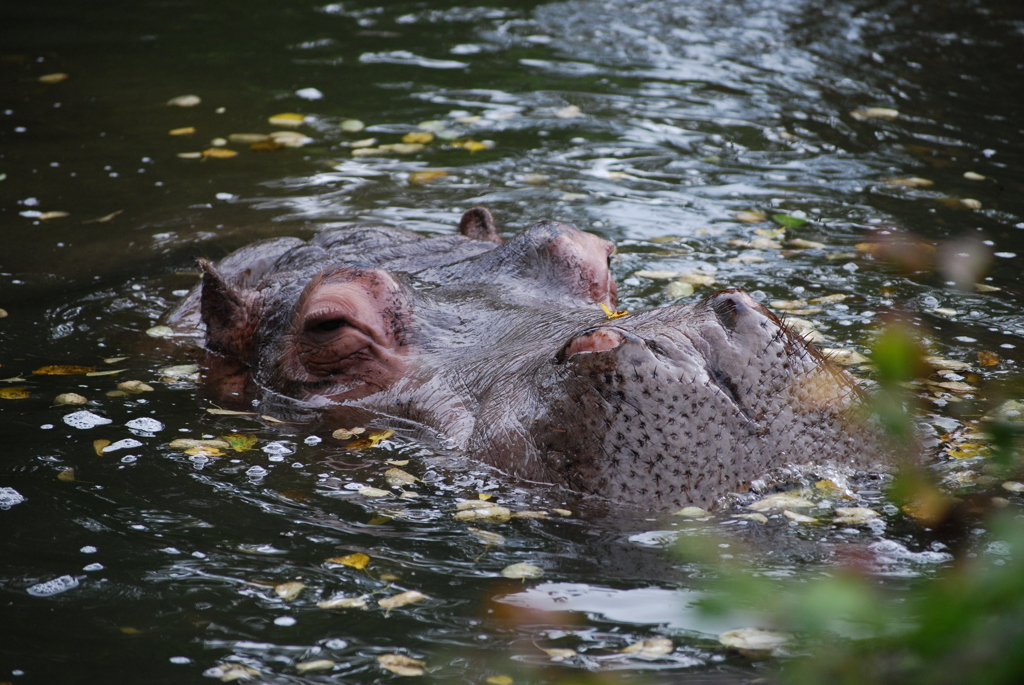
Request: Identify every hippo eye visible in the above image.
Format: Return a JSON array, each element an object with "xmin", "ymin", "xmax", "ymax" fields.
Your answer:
[{"xmin": 310, "ymin": 318, "xmax": 348, "ymax": 333}]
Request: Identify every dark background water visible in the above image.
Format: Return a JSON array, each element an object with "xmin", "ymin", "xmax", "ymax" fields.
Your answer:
[{"xmin": 2, "ymin": 0, "xmax": 1024, "ymax": 683}]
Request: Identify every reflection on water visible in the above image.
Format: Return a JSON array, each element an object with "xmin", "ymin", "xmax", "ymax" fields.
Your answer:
[{"xmin": 2, "ymin": 0, "xmax": 1024, "ymax": 682}]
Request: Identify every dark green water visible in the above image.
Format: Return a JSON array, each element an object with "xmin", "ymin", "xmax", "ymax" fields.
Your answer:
[{"xmin": 2, "ymin": 0, "xmax": 1024, "ymax": 682}]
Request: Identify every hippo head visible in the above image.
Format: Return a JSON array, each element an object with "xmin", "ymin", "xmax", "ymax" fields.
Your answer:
[{"xmin": 186, "ymin": 208, "xmax": 879, "ymax": 510}]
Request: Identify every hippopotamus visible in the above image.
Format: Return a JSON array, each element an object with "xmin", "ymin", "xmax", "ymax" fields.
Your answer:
[{"xmin": 166, "ymin": 208, "xmax": 884, "ymax": 511}]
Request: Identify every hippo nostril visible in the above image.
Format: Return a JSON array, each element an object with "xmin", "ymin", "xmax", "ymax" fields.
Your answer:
[{"xmin": 555, "ymin": 327, "xmax": 625, "ymax": 364}]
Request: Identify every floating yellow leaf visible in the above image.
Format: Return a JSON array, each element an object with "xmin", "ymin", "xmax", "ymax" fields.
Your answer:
[
  {"xmin": 326, "ymin": 552, "xmax": 370, "ymax": 569},
  {"xmin": 202, "ymin": 148, "xmax": 237, "ymax": 158},
  {"xmin": 33, "ymin": 365, "xmax": 95, "ymax": 375},
  {"xmin": 450, "ymin": 139, "xmax": 491, "ymax": 152},
  {"xmin": 377, "ymin": 654, "xmax": 425, "ymax": 677},
  {"xmin": 749, "ymin": 492, "xmax": 814, "ymax": 511},
  {"xmin": 500, "ymin": 562, "xmax": 543, "ymax": 579},
  {"xmin": 960, "ymin": 198, "xmax": 982, "ymax": 209},
  {"xmin": 978, "ymin": 351, "xmax": 1000, "ymax": 367},
  {"xmin": 537, "ymin": 647, "xmax": 576, "ymax": 660},
  {"xmin": 169, "ymin": 126, "xmax": 196, "ymax": 136},
  {"xmin": 359, "ymin": 487, "xmax": 391, "ymax": 498},
  {"xmin": 672, "ymin": 506, "xmax": 709, "ymax": 517},
  {"xmin": 409, "ymin": 170, "xmax": 447, "ymax": 185},
  {"xmin": 734, "ymin": 210, "xmax": 766, "ymax": 223},
  {"xmin": 976, "ymin": 283, "xmax": 1001, "ymax": 293},
  {"xmin": 622, "ymin": 637, "xmax": 673, "ymax": 657},
  {"xmin": 222, "ymin": 433, "xmax": 258, "ymax": 452},
  {"xmin": 86, "ymin": 369, "xmax": 126, "ymax": 377},
  {"xmin": 946, "ymin": 443, "xmax": 987, "ymax": 459},
  {"xmin": 379, "ymin": 590, "xmax": 427, "ymax": 612},
  {"xmin": 454, "ymin": 505, "xmax": 511, "ymax": 523},
  {"xmin": 93, "ymin": 439, "xmax": 111, "ymax": 456},
  {"xmin": 0, "ymin": 387, "xmax": 30, "ymax": 399},
  {"xmin": 318, "ymin": 595, "xmax": 369, "ymax": 610},
  {"xmin": 332, "ymin": 427, "xmax": 366, "ymax": 440},
  {"xmin": 54, "ymin": 392, "xmax": 87, "ymax": 406},
  {"xmin": 168, "ymin": 438, "xmax": 230, "ymax": 450},
  {"xmin": 783, "ymin": 509, "xmax": 817, "ymax": 524},
  {"xmin": 117, "ymin": 380, "xmax": 154, "ymax": 394},
  {"xmin": 883, "ymin": 176, "xmax": 933, "ymax": 188},
  {"xmin": 477, "ymin": 493, "xmax": 492, "ymax": 501},
  {"xmin": 206, "ymin": 408, "xmax": 257, "ymax": 416},
  {"xmin": 167, "ymin": 95, "xmax": 201, "ymax": 107},
  {"xmin": 347, "ymin": 429, "xmax": 394, "ymax": 449},
  {"xmin": 511, "ymin": 510, "xmax": 548, "ymax": 519},
  {"xmin": 348, "ymin": 137, "xmax": 377, "ymax": 148},
  {"xmin": 217, "ymin": 663, "xmax": 259, "ymax": 681},
  {"xmin": 385, "ymin": 468, "xmax": 418, "ymax": 487},
  {"xmin": 402, "ymin": 131, "xmax": 434, "ymax": 144},
  {"xmin": 38, "ymin": 73, "xmax": 69, "ymax": 84},
  {"xmin": 295, "ymin": 660, "xmax": 335, "ymax": 674},
  {"xmin": 378, "ymin": 143, "xmax": 424, "ymax": 154},
  {"xmin": 176, "ymin": 152, "xmax": 203, "ymax": 159},
  {"xmin": 268, "ymin": 113, "xmax": 306, "ymax": 127},
  {"xmin": 850, "ymin": 107, "xmax": 899, "ymax": 121},
  {"xmin": 1002, "ymin": 481, "xmax": 1024, "ymax": 493},
  {"xmin": 719, "ymin": 629, "xmax": 789, "ymax": 656},
  {"xmin": 600, "ymin": 302, "xmax": 629, "ymax": 320},
  {"xmin": 39, "ymin": 211, "xmax": 70, "ymax": 220},
  {"xmin": 228, "ymin": 133, "xmax": 270, "ymax": 144},
  {"xmin": 339, "ymin": 119, "xmax": 364, "ymax": 132},
  {"xmin": 788, "ymin": 238, "xmax": 825, "ymax": 249},
  {"xmin": 58, "ymin": 468, "xmax": 76, "ymax": 482},
  {"xmin": 274, "ymin": 581, "xmax": 305, "ymax": 601},
  {"xmin": 833, "ymin": 507, "xmax": 880, "ymax": 525},
  {"xmin": 268, "ymin": 130, "xmax": 313, "ymax": 147},
  {"xmin": 552, "ymin": 508, "xmax": 572, "ymax": 516},
  {"xmin": 386, "ymin": 459, "xmax": 410, "ymax": 466},
  {"xmin": 486, "ymin": 676, "xmax": 514, "ymax": 685}
]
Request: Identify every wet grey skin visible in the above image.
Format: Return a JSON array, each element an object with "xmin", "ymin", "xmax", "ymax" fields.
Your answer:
[{"xmin": 166, "ymin": 208, "xmax": 884, "ymax": 511}]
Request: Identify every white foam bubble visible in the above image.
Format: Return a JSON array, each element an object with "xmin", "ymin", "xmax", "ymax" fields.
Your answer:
[
  {"xmin": 63, "ymin": 411, "xmax": 113, "ymax": 429},
  {"xmin": 125, "ymin": 417, "xmax": 164, "ymax": 433},
  {"xmin": 27, "ymin": 575, "xmax": 79, "ymax": 596}
]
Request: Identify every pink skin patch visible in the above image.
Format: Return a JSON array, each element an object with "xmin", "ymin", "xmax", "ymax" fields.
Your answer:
[{"xmin": 562, "ymin": 327, "xmax": 624, "ymax": 358}]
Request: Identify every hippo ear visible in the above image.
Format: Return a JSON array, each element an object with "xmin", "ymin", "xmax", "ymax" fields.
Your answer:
[
  {"xmin": 198, "ymin": 258, "xmax": 256, "ymax": 362},
  {"xmin": 458, "ymin": 207, "xmax": 502, "ymax": 243}
]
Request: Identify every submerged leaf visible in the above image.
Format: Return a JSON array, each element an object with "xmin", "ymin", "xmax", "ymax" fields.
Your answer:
[
  {"xmin": 39, "ymin": 72, "xmax": 69, "ymax": 84},
  {"xmin": 719, "ymin": 628, "xmax": 788, "ymax": 655},
  {"xmin": 169, "ymin": 126, "xmax": 196, "ymax": 136},
  {"xmin": 0, "ymin": 387, "xmax": 30, "ymax": 399},
  {"xmin": 57, "ymin": 468, "xmax": 76, "ymax": 482},
  {"xmin": 467, "ymin": 527, "xmax": 506, "ymax": 546},
  {"xmin": 221, "ymin": 433, "xmax": 258, "ymax": 452},
  {"xmin": 93, "ymin": 439, "xmax": 111, "ymax": 456},
  {"xmin": 33, "ymin": 365, "xmax": 95, "ymax": 375}
]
